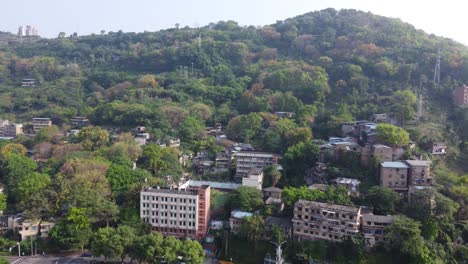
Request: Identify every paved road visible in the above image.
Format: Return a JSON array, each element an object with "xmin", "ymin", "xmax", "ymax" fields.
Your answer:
[{"xmin": 8, "ymin": 256, "xmax": 93, "ymax": 264}]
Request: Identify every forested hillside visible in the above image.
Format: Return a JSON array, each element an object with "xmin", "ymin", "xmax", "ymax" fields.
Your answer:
[{"xmin": 0, "ymin": 8, "xmax": 468, "ymax": 263}]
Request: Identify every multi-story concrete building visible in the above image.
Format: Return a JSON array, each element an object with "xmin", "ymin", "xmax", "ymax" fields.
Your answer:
[
  {"xmin": 453, "ymin": 85, "xmax": 468, "ymax": 106},
  {"xmin": 380, "ymin": 161, "xmax": 410, "ymax": 192},
  {"xmin": 242, "ymin": 168, "xmax": 264, "ymax": 190},
  {"xmin": 405, "ymin": 160, "xmax": 432, "ymax": 186},
  {"xmin": 293, "ymin": 200, "xmax": 361, "ymax": 242},
  {"xmin": 140, "ymin": 185, "xmax": 210, "ymax": 239},
  {"xmin": 431, "ymin": 142, "xmax": 447, "ymax": 155},
  {"xmin": 1, "ymin": 123, "xmax": 23, "ymax": 137},
  {"xmin": 70, "ymin": 116, "xmax": 90, "ymax": 128},
  {"xmin": 361, "ymin": 214, "xmax": 393, "ymax": 247},
  {"xmin": 32, "ymin": 117, "xmax": 52, "ymax": 134},
  {"xmin": 235, "ymin": 152, "xmax": 279, "ymax": 180},
  {"xmin": 7, "ymin": 217, "xmax": 55, "ymax": 240}
]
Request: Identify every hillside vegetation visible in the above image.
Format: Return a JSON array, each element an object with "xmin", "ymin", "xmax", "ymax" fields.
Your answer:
[{"xmin": 0, "ymin": 8, "xmax": 467, "ymax": 262}]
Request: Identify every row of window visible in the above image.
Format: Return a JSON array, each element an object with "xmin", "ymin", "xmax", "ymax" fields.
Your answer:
[
  {"xmin": 146, "ymin": 218, "xmax": 196, "ymax": 227},
  {"xmin": 141, "ymin": 203, "xmax": 196, "ymax": 211},
  {"xmin": 296, "ymin": 208, "xmax": 356, "ymax": 220},
  {"xmin": 142, "ymin": 195, "xmax": 197, "ymax": 204},
  {"xmin": 151, "ymin": 227, "xmax": 196, "ymax": 235},
  {"xmin": 141, "ymin": 210, "xmax": 196, "ymax": 219}
]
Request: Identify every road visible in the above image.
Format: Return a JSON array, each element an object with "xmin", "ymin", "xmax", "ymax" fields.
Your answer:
[{"xmin": 8, "ymin": 256, "xmax": 93, "ymax": 264}]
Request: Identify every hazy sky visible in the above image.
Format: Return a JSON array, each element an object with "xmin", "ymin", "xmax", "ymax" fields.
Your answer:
[{"xmin": 2, "ymin": 0, "xmax": 467, "ymax": 45}]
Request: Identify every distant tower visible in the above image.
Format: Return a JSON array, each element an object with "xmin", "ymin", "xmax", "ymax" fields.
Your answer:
[
  {"xmin": 433, "ymin": 48, "xmax": 441, "ymax": 85},
  {"xmin": 17, "ymin": 26, "xmax": 23, "ymax": 37}
]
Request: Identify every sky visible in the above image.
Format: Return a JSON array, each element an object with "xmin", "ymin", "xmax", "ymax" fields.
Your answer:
[{"xmin": 1, "ymin": 0, "xmax": 467, "ymax": 45}]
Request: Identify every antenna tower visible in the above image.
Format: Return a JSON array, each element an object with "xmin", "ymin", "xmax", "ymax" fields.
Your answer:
[{"xmin": 433, "ymin": 48, "xmax": 441, "ymax": 85}]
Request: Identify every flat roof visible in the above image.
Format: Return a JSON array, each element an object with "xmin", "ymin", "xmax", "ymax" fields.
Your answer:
[
  {"xmin": 296, "ymin": 200, "xmax": 360, "ymax": 213},
  {"xmin": 405, "ymin": 160, "xmax": 431, "ymax": 166},
  {"xmin": 361, "ymin": 213, "xmax": 393, "ymax": 223},
  {"xmin": 381, "ymin": 161, "xmax": 409, "ymax": 168},
  {"xmin": 231, "ymin": 210, "xmax": 253, "ymax": 219},
  {"xmin": 180, "ymin": 180, "xmax": 241, "ymax": 190}
]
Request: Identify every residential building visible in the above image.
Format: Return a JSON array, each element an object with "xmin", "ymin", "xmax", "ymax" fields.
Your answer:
[
  {"xmin": 21, "ymin": 79, "xmax": 36, "ymax": 87},
  {"xmin": 361, "ymin": 214, "xmax": 393, "ymax": 247},
  {"xmin": 70, "ymin": 116, "xmax": 89, "ymax": 128},
  {"xmin": 332, "ymin": 177, "xmax": 361, "ymax": 196},
  {"xmin": 431, "ymin": 142, "xmax": 447, "ymax": 155},
  {"xmin": 7, "ymin": 217, "xmax": 55, "ymax": 240},
  {"xmin": 453, "ymin": 85, "xmax": 468, "ymax": 106},
  {"xmin": 214, "ymin": 152, "xmax": 231, "ymax": 173},
  {"xmin": 361, "ymin": 144, "xmax": 393, "ymax": 166},
  {"xmin": 405, "ymin": 160, "xmax": 432, "ymax": 186},
  {"xmin": 1, "ymin": 123, "xmax": 23, "ymax": 137},
  {"xmin": 242, "ymin": 168, "xmax": 264, "ymax": 190},
  {"xmin": 32, "ymin": 117, "xmax": 52, "ymax": 134},
  {"xmin": 229, "ymin": 210, "xmax": 253, "ymax": 234},
  {"xmin": 380, "ymin": 161, "xmax": 409, "ymax": 192},
  {"xmin": 235, "ymin": 152, "xmax": 279, "ymax": 180},
  {"xmin": 293, "ymin": 200, "xmax": 361, "ymax": 242},
  {"xmin": 140, "ymin": 185, "xmax": 210, "ymax": 239},
  {"xmin": 274, "ymin": 112, "xmax": 295, "ymax": 118},
  {"xmin": 263, "ymin": 187, "xmax": 282, "ymax": 200}
]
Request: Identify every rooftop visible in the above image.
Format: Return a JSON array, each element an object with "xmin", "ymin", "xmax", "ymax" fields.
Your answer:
[
  {"xmin": 405, "ymin": 160, "xmax": 431, "ymax": 166},
  {"xmin": 381, "ymin": 161, "xmax": 410, "ymax": 169},
  {"xmin": 179, "ymin": 180, "xmax": 241, "ymax": 190},
  {"xmin": 265, "ymin": 216, "xmax": 292, "ymax": 228},
  {"xmin": 231, "ymin": 210, "xmax": 253, "ymax": 219},
  {"xmin": 361, "ymin": 213, "xmax": 393, "ymax": 224},
  {"xmin": 373, "ymin": 144, "xmax": 391, "ymax": 149},
  {"xmin": 263, "ymin": 186, "xmax": 282, "ymax": 193},
  {"xmin": 333, "ymin": 177, "xmax": 361, "ymax": 185},
  {"xmin": 142, "ymin": 187, "xmax": 200, "ymax": 195},
  {"xmin": 296, "ymin": 200, "xmax": 360, "ymax": 213}
]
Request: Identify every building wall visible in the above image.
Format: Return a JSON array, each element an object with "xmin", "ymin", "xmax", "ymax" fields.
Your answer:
[
  {"xmin": 235, "ymin": 152, "xmax": 277, "ymax": 179},
  {"xmin": 140, "ymin": 187, "xmax": 210, "ymax": 239},
  {"xmin": 408, "ymin": 165, "xmax": 431, "ymax": 186},
  {"xmin": 453, "ymin": 85, "xmax": 468, "ymax": 106},
  {"xmin": 380, "ymin": 167, "xmax": 408, "ymax": 191},
  {"xmin": 293, "ymin": 200, "xmax": 361, "ymax": 242}
]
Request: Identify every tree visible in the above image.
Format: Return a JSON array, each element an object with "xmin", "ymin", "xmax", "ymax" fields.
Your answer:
[
  {"xmin": 282, "ymin": 186, "xmax": 324, "ymax": 207},
  {"xmin": 377, "ymin": 123, "xmax": 410, "ymax": 147},
  {"xmin": 385, "ymin": 215, "xmax": 432, "ymax": 263},
  {"xmin": 391, "ymin": 90, "xmax": 417, "ymax": 125},
  {"xmin": 0, "ymin": 143, "xmax": 27, "ymax": 158},
  {"xmin": 282, "ymin": 141, "xmax": 319, "ymax": 185},
  {"xmin": 0, "ymin": 193, "xmax": 5, "ymax": 213},
  {"xmin": 230, "ymin": 186, "xmax": 264, "ymax": 212},
  {"xmin": 1, "ymin": 154, "xmax": 37, "ymax": 193},
  {"xmin": 78, "ymin": 126, "xmax": 110, "ymax": 150},
  {"xmin": 115, "ymin": 225, "xmax": 137, "ymax": 262},
  {"xmin": 16, "ymin": 172, "xmax": 51, "ymax": 209},
  {"xmin": 239, "ymin": 215, "xmax": 264, "ymax": 248},
  {"xmin": 129, "ymin": 232, "xmax": 164, "ymax": 263},
  {"xmin": 91, "ymin": 227, "xmax": 122, "ymax": 262},
  {"xmin": 180, "ymin": 239, "xmax": 205, "ymax": 264},
  {"xmin": 137, "ymin": 74, "xmax": 158, "ymax": 88},
  {"xmin": 34, "ymin": 125, "xmax": 60, "ymax": 143},
  {"xmin": 226, "ymin": 113, "xmax": 263, "ymax": 143},
  {"xmin": 50, "ymin": 207, "xmax": 92, "ymax": 251},
  {"xmin": 363, "ymin": 186, "xmax": 400, "ymax": 215},
  {"xmin": 263, "ymin": 166, "xmax": 282, "ymax": 187}
]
